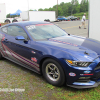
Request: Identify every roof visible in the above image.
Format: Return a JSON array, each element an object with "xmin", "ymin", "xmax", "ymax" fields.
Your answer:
[{"xmin": 2, "ymin": 21, "xmax": 51, "ymax": 27}]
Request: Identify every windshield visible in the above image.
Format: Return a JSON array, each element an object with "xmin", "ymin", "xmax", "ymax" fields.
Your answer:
[{"xmin": 26, "ymin": 24, "xmax": 67, "ymax": 40}]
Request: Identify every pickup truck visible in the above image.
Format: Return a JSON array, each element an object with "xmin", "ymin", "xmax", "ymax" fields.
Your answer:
[
  {"xmin": 57, "ymin": 16, "xmax": 68, "ymax": 21},
  {"xmin": 66, "ymin": 16, "xmax": 77, "ymax": 21}
]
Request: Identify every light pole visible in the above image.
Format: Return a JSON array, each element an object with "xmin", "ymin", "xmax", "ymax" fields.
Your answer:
[
  {"xmin": 27, "ymin": 0, "xmax": 29, "ymax": 21},
  {"xmin": 56, "ymin": 0, "xmax": 58, "ymax": 18}
]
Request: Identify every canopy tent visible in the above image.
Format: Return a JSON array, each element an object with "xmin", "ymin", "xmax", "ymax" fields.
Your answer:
[{"xmin": 10, "ymin": 9, "xmax": 22, "ymax": 16}]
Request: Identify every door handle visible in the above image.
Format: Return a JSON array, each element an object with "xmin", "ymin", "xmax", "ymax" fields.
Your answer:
[
  {"xmin": 4, "ymin": 39, "xmax": 8, "ymax": 41},
  {"xmin": 4, "ymin": 39, "xmax": 8, "ymax": 42}
]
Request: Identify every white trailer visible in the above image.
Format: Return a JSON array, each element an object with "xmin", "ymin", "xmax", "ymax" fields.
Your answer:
[
  {"xmin": 20, "ymin": 11, "xmax": 56, "ymax": 22},
  {"xmin": 0, "ymin": 3, "xmax": 13, "ymax": 23},
  {"xmin": 89, "ymin": 0, "xmax": 100, "ymax": 41},
  {"xmin": 0, "ymin": 4, "xmax": 56, "ymax": 23},
  {"xmin": 0, "ymin": 3, "xmax": 6, "ymax": 23}
]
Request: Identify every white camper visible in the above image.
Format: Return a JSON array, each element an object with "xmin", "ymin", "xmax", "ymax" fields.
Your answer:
[
  {"xmin": 0, "ymin": 3, "xmax": 6, "ymax": 23},
  {"xmin": 89, "ymin": 0, "xmax": 100, "ymax": 41},
  {"xmin": 20, "ymin": 11, "xmax": 56, "ymax": 22}
]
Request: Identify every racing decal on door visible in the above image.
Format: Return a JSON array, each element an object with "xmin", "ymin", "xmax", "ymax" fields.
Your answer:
[
  {"xmin": 31, "ymin": 51, "xmax": 36, "ymax": 54},
  {"xmin": 2, "ymin": 43, "xmax": 40, "ymax": 72},
  {"xmin": 0, "ymin": 33, "xmax": 8, "ymax": 57},
  {"xmin": 31, "ymin": 57, "xmax": 37, "ymax": 62}
]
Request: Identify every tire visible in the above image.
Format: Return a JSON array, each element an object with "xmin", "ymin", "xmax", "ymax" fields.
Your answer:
[
  {"xmin": 58, "ymin": 19, "xmax": 60, "ymax": 21},
  {"xmin": 5, "ymin": 19, "xmax": 11, "ymax": 23},
  {"xmin": 75, "ymin": 19, "xmax": 77, "ymax": 21},
  {"xmin": 42, "ymin": 59, "xmax": 65, "ymax": 86},
  {"xmin": 0, "ymin": 52, "xmax": 2, "ymax": 60},
  {"xmin": 12, "ymin": 19, "xmax": 18, "ymax": 23}
]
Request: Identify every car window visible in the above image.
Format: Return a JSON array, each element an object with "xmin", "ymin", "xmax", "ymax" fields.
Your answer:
[
  {"xmin": 26, "ymin": 24, "xmax": 67, "ymax": 40},
  {"xmin": 8, "ymin": 25, "xmax": 28, "ymax": 39},
  {"xmin": 1, "ymin": 27, "xmax": 7, "ymax": 33}
]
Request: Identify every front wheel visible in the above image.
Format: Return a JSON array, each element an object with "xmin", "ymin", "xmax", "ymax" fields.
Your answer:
[
  {"xmin": 42, "ymin": 59, "xmax": 65, "ymax": 86},
  {"xmin": 12, "ymin": 19, "xmax": 18, "ymax": 23}
]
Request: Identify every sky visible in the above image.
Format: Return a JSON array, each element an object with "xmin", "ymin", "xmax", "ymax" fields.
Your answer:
[{"xmin": 0, "ymin": 0, "xmax": 81, "ymax": 14}]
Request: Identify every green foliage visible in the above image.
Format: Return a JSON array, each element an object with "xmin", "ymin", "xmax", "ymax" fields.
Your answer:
[
  {"xmin": 46, "ymin": 84, "xmax": 55, "ymax": 89},
  {"xmin": 6, "ymin": 0, "xmax": 89, "ymax": 18},
  {"xmin": 37, "ymin": 0, "xmax": 89, "ymax": 17},
  {"xmin": 68, "ymin": 92, "xmax": 75, "ymax": 96},
  {"xmin": 6, "ymin": 13, "xmax": 20, "ymax": 18},
  {"xmin": 29, "ymin": 9, "xmax": 37, "ymax": 11},
  {"xmin": 73, "ymin": 11, "xmax": 88, "ymax": 19},
  {"xmin": 38, "ymin": 8, "xmax": 44, "ymax": 11},
  {"xmin": 10, "ymin": 15, "xmax": 19, "ymax": 18}
]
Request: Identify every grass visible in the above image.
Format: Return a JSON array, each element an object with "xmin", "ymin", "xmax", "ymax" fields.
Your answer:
[
  {"xmin": 68, "ymin": 92, "xmax": 75, "ymax": 97},
  {"xmin": 0, "ymin": 59, "xmax": 100, "ymax": 100}
]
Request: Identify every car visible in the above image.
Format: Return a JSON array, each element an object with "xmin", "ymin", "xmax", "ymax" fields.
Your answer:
[
  {"xmin": 66, "ymin": 16, "xmax": 77, "ymax": 21},
  {"xmin": 65, "ymin": 16, "xmax": 71, "ymax": 20},
  {"xmin": 57, "ymin": 16, "xmax": 68, "ymax": 21},
  {"xmin": 0, "ymin": 21, "xmax": 100, "ymax": 89}
]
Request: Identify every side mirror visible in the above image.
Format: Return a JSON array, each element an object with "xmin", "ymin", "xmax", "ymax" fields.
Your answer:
[
  {"xmin": 68, "ymin": 33, "xmax": 70, "ymax": 36},
  {"xmin": 15, "ymin": 36, "xmax": 25, "ymax": 40}
]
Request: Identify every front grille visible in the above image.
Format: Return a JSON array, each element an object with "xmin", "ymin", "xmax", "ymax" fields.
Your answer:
[
  {"xmin": 94, "ymin": 63, "xmax": 100, "ymax": 70},
  {"xmin": 76, "ymin": 79, "xmax": 90, "ymax": 83},
  {"xmin": 76, "ymin": 77, "xmax": 91, "ymax": 83}
]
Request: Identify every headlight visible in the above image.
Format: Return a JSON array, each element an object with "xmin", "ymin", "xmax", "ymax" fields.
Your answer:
[{"xmin": 65, "ymin": 60, "xmax": 91, "ymax": 67}]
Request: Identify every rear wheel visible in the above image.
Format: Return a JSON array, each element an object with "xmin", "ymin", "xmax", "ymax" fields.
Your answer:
[
  {"xmin": 0, "ymin": 52, "xmax": 2, "ymax": 59},
  {"xmin": 5, "ymin": 19, "xmax": 11, "ymax": 23},
  {"xmin": 42, "ymin": 59, "xmax": 65, "ymax": 86}
]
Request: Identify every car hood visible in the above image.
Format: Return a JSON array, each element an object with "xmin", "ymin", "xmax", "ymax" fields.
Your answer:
[{"xmin": 36, "ymin": 35, "xmax": 100, "ymax": 61}]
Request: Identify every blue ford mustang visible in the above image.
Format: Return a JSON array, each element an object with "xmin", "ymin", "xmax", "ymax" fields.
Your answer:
[{"xmin": 0, "ymin": 21, "xmax": 100, "ymax": 89}]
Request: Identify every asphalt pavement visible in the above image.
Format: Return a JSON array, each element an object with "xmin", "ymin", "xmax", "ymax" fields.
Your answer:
[{"xmin": 53, "ymin": 20, "xmax": 88, "ymax": 37}]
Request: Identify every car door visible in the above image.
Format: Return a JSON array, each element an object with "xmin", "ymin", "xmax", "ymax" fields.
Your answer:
[
  {"xmin": 1, "ymin": 25, "xmax": 40, "ymax": 73},
  {"xmin": 2, "ymin": 25, "xmax": 33, "ymax": 61}
]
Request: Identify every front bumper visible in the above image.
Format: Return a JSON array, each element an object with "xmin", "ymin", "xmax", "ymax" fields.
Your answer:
[
  {"xmin": 64, "ymin": 57, "xmax": 100, "ymax": 89},
  {"xmin": 67, "ymin": 81, "xmax": 100, "ymax": 89}
]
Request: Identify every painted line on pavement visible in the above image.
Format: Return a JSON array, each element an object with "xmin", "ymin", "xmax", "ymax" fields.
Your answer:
[{"xmin": 62, "ymin": 24, "xmax": 88, "ymax": 29}]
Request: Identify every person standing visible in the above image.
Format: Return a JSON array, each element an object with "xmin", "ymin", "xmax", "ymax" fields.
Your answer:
[{"xmin": 79, "ymin": 13, "xmax": 86, "ymax": 29}]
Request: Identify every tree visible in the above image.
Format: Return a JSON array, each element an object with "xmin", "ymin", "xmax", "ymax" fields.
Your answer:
[
  {"xmin": 58, "ymin": 6, "xmax": 63, "ymax": 16},
  {"xmin": 6, "ymin": 13, "xmax": 19, "ymax": 18},
  {"xmin": 38, "ymin": 8, "xmax": 44, "ymax": 11},
  {"xmin": 36, "ymin": 0, "xmax": 89, "ymax": 17},
  {"xmin": 29, "ymin": 9, "xmax": 37, "ymax": 11},
  {"xmin": 44, "ymin": 8, "xmax": 49, "ymax": 11},
  {"xmin": 6, "ymin": 13, "xmax": 10, "ymax": 18},
  {"xmin": 80, "ymin": 0, "xmax": 89, "ymax": 12},
  {"xmin": 29, "ymin": 9, "xmax": 33, "ymax": 11},
  {"xmin": 71, "ymin": 0, "xmax": 79, "ymax": 15}
]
